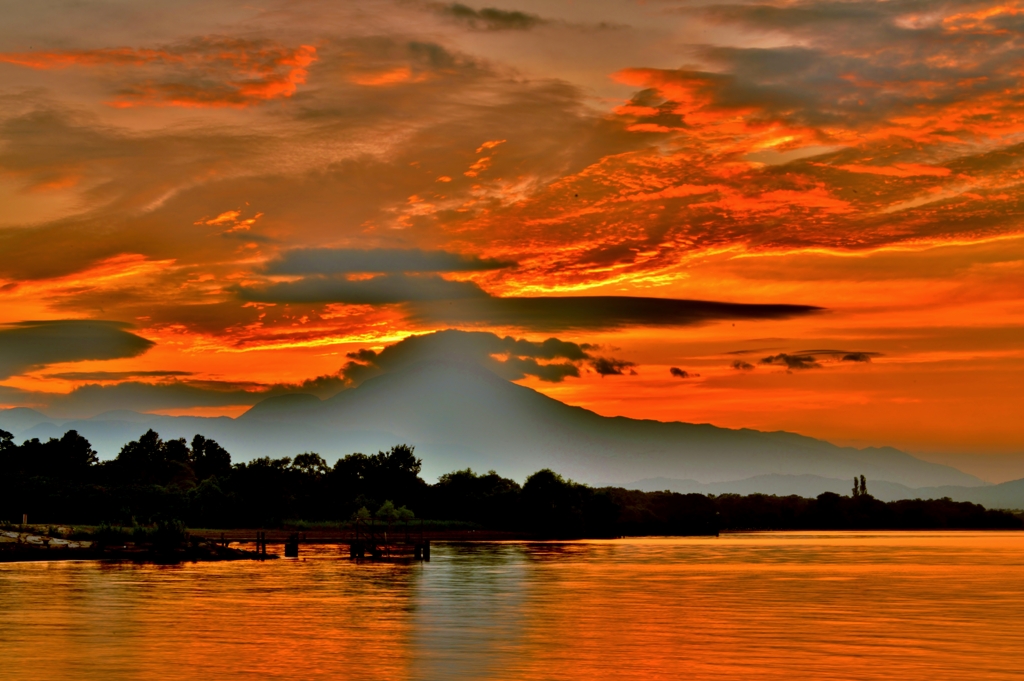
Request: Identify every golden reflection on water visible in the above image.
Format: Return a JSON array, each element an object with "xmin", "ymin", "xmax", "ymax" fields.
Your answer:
[{"xmin": 1, "ymin": 532, "xmax": 1023, "ymax": 680}]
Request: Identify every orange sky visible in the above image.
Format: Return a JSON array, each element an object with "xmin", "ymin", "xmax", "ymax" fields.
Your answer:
[{"xmin": 1, "ymin": 0, "xmax": 1023, "ymax": 478}]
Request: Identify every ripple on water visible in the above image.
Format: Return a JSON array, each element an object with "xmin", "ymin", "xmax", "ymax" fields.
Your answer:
[{"xmin": 1, "ymin": 531, "xmax": 1022, "ymax": 681}]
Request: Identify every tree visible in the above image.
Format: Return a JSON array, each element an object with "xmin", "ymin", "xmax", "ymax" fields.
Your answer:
[
  {"xmin": 116, "ymin": 429, "xmax": 165, "ymax": 484},
  {"xmin": 852, "ymin": 476, "xmax": 860, "ymax": 498},
  {"xmin": 859, "ymin": 475, "xmax": 868, "ymax": 497},
  {"xmin": 50, "ymin": 430, "xmax": 98, "ymax": 476},
  {"xmin": 190, "ymin": 434, "xmax": 232, "ymax": 480},
  {"xmin": 522, "ymin": 469, "xmax": 588, "ymax": 536},
  {"xmin": 0, "ymin": 429, "xmax": 13, "ymax": 471},
  {"xmin": 328, "ymin": 445, "xmax": 426, "ymax": 511},
  {"xmin": 375, "ymin": 499, "xmax": 399, "ymax": 523},
  {"xmin": 374, "ymin": 444, "xmax": 422, "ymax": 483},
  {"xmin": 291, "ymin": 452, "xmax": 329, "ymax": 479}
]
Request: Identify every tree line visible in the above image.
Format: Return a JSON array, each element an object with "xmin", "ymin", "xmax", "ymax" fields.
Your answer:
[{"xmin": 1, "ymin": 428, "xmax": 1020, "ymax": 535}]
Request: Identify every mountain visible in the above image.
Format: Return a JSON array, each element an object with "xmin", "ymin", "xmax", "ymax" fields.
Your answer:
[
  {"xmin": 0, "ymin": 359, "xmax": 988, "ymax": 492},
  {"xmin": 0, "ymin": 407, "xmax": 57, "ymax": 433}
]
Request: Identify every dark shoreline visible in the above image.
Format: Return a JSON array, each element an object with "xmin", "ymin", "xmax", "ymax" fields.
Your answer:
[
  {"xmin": 6, "ymin": 526, "xmax": 1024, "ymax": 564},
  {"xmin": 0, "ymin": 546, "xmax": 274, "ymax": 564}
]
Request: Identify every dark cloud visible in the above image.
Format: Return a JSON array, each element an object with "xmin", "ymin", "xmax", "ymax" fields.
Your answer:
[
  {"xmin": 760, "ymin": 353, "xmax": 821, "ymax": 371},
  {"xmin": 238, "ymin": 270, "xmax": 822, "ymax": 331},
  {"xmin": 1, "ymin": 370, "xmax": 348, "ymax": 418},
  {"xmin": 410, "ymin": 296, "xmax": 823, "ymax": 331},
  {"xmin": 50, "ymin": 381, "xmax": 261, "ymax": 414},
  {"xmin": 590, "ymin": 357, "xmax": 637, "ymax": 377},
  {"xmin": 729, "ymin": 348, "xmax": 881, "ymax": 371},
  {"xmin": 670, "ymin": 367, "xmax": 699, "ymax": 379},
  {"xmin": 44, "ymin": 370, "xmax": 193, "ymax": 380},
  {"xmin": 340, "ymin": 329, "xmax": 620, "ymax": 384},
  {"xmin": 438, "ymin": 4, "xmax": 544, "ymax": 30},
  {"xmin": 796, "ymin": 349, "xmax": 881, "ymax": 362},
  {"xmin": 842, "ymin": 352, "xmax": 873, "ymax": 362},
  {"xmin": 237, "ymin": 273, "xmax": 488, "ymax": 304},
  {"xmin": 798, "ymin": 348, "xmax": 881, "ymax": 355},
  {"xmin": 685, "ymin": 0, "xmax": 1024, "ymax": 134},
  {"xmin": 0, "ymin": 321, "xmax": 154, "ymax": 379},
  {"xmin": 264, "ymin": 248, "xmax": 515, "ymax": 275},
  {"xmin": 502, "ymin": 357, "xmax": 580, "ymax": 382}
]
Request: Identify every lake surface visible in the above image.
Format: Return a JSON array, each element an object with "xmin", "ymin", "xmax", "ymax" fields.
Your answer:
[{"xmin": 1, "ymin": 532, "xmax": 1023, "ymax": 680}]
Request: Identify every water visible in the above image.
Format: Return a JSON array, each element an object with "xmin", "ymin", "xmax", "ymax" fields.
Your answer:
[{"xmin": 1, "ymin": 532, "xmax": 1023, "ymax": 680}]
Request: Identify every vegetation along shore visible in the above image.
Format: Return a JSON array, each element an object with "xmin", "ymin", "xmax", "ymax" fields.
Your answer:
[{"xmin": 2, "ymin": 428, "xmax": 1020, "ymax": 563}]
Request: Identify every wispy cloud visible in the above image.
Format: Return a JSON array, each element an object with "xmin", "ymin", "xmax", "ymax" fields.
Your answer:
[{"xmin": 0, "ymin": 38, "xmax": 317, "ymax": 108}]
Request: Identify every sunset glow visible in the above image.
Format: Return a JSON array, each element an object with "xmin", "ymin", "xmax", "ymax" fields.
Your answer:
[{"xmin": 2, "ymin": 0, "xmax": 1023, "ymax": 479}]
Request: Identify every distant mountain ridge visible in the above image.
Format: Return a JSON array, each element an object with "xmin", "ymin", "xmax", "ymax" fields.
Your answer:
[{"xmin": 4, "ymin": 359, "xmax": 1014, "ymax": 505}]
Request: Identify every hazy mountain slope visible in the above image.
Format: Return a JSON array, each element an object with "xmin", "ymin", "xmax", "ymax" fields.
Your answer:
[
  {"xmin": 0, "ymin": 408, "xmax": 57, "ymax": 433},
  {"xmin": 1, "ymin": 360, "xmax": 985, "ymax": 489},
  {"xmin": 256, "ymin": 359, "xmax": 981, "ymax": 487}
]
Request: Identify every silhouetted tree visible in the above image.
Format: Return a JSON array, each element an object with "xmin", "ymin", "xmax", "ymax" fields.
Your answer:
[
  {"xmin": 525, "ymin": 470, "xmax": 618, "ymax": 537},
  {"xmin": 114, "ymin": 429, "xmax": 166, "ymax": 485},
  {"xmin": 190, "ymin": 434, "xmax": 232, "ymax": 481},
  {"xmin": 3, "ymin": 430, "xmax": 1021, "ymax": 533},
  {"xmin": 429, "ymin": 468, "xmax": 521, "ymax": 526},
  {"xmin": 50, "ymin": 430, "xmax": 99, "ymax": 476},
  {"xmin": 327, "ymin": 445, "xmax": 425, "ymax": 513},
  {"xmin": 292, "ymin": 452, "xmax": 329, "ymax": 479}
]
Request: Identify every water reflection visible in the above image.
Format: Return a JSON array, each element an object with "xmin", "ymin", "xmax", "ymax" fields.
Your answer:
[
  {"xmin": 1, "ymin": 532, "xmax": 1022, "ymax": 680},
  {"xmin": 411, "ymin": 544, "xmax": 529, "ymax": 680}
]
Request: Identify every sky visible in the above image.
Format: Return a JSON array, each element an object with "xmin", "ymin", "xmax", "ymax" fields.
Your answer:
[{"xmin": 1, "ymin": 0, "xmax": 1023, "ymax": 480}]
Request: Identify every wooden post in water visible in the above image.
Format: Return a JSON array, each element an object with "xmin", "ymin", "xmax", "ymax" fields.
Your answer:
[
  {"xmin": 422, "ymin": 539, "xmax": 430, "ymax": 561},
  {"xmin": 256, "ymin": 531, "xmax": 267, "ymax": 556},
  {"xmin": 284, "ymin": 533, "xmax": 299, "ymax": 558}
]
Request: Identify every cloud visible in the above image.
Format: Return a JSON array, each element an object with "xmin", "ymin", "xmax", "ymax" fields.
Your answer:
[
  {"xmin": 264, "ymin": 248, "xmax": 515, "ymax": 275},
  {"xmin": 741, "ymin": 349, "xmax": 880, "ymax": 371},
  {"xmin": 2, "ymin": 329, "xmax": 615, "ymax": 416},
  {"xmin": 3, "ymin": 0, "xmax": 1019, "ymax": 405},
  {"xmin": 842, "ymin": 352, "xmax": 874, "ymax": 362},
  {"xmin": 0, "ymin": 38, "xmax": 317, "ymax": 108},
  {"xmin": 43, "ymin": 370, "xmax": 193, "ymax": 380},
  {"xmin": 409, "ymin": 296, "xmax": 823, "ymax": 331},
  {"xmin": 797, "ymin": 349, "xmax": 882, "ymax": 362},
  {"xmin": 239, "ymin": 265, "xmax": 822, "ymax": 331},
  {"xmin": 340, "ymin": 329, "xmax": 626, "ymax": 384},
  {"xmin": 438, "ymin": 4, "xmax": 544, "ymax": 30},
  {"xmin": 590, "ymin": 357, "xmax": 637, "ymax": 377},
  {"xmin": 669, "ymin": 367, "xmax": 699, "ymax": 379},
  {"xmin": 2, "ymin": 370, "xmax": 348, "ymax": 418},
  {"xmin": 760, "ymin": 353, "xmax": 821, "ymax": 371},
  {"xmin": 237, "ymin": 273, "xmax": 488, "ymax": 304},
  {"xmin": 0, "ymin": 320, "xmax": 153, "ymax": 379},
  {"xmin": 48, "ymin": 381, "xmax": 263, "ymax": 414}
]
